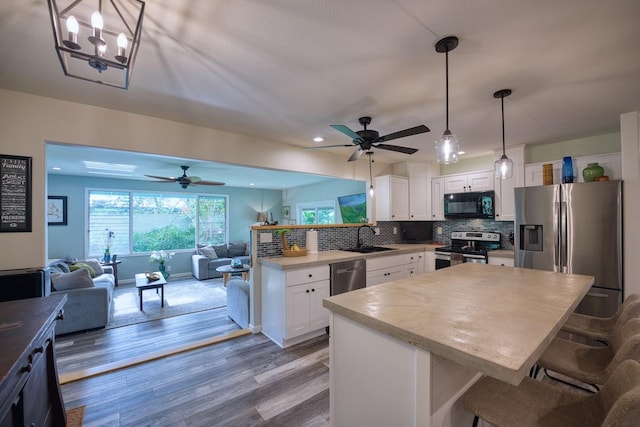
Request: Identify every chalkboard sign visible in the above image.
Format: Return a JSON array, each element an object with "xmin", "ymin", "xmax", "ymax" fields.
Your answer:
[{"xmin": 0, "ymin": 155, "xmax": 32, "ymax": 232}]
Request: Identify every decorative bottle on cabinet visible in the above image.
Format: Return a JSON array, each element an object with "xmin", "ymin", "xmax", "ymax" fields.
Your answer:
[
  {"xmin": 582, "ymin": 162, "xmax": 605, "ymax": 182},
  {"xmin": 562, "ymin": 156, "xmax": 574, "ymax": 183}
]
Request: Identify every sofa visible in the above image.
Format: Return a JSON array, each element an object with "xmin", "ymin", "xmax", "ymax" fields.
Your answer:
[
  {"xmin": 227, "ymin": 278, "xmax": 250, "ymax": 328},
  {"xmin": 47, "ymin": 258, "xmax": 115, "ymax": 335},
  {"xmin": 192, "ymin": 242, "xmax": 250, "ymax": 280}
]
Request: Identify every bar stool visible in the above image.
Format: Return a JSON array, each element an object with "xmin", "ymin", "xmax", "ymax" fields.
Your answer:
[
  {"xmin": 561, "ymin": 294, "xmax": 640, "ymax": 343},
  {"xmin": 462, "ymin": 359, "xmax": 640, "ymax": 427},
  {"xmin": 536, "ymin": 318, "xmax": 640, "ymax": 391}
]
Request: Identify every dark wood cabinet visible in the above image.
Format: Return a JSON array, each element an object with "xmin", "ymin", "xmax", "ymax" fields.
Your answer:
[{"xmin": 0, "ymin": 295, "xmax": 67, "ymax": 427}]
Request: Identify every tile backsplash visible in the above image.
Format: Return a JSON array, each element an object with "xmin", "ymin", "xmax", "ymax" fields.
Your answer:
[{"xmin": 256, "ymin": 220, "xmax": 514, "ymax": 258}]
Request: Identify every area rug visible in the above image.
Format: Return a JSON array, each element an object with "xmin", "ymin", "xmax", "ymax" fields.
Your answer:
[
  {"xmin": 66, "ymin": 405, "xmax": 85, "ymax": 427},
  {"xmin": 108, "ymin": 277, "xmax": 227, "ymax": 329}
]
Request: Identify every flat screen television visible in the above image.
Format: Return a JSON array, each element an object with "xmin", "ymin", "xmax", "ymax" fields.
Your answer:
[
  {"xmin": 400, "ymin": 221, "xmax": 433, "ymax": 243},
  {"xmin": 337, "ymin": 193, "xmax": 367, "ymax": 224}
]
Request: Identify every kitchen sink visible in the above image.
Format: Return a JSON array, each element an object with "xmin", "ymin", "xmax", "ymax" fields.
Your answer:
[{"xmin": 343, "ymin": 246, "xmax": 397, "ymax": 254}]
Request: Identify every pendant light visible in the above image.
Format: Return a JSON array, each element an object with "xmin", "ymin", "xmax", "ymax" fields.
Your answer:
[
  {"xmin": 493, "ymin": 89, "xmax": 514, "ymax": 179},
  {"xmin": 434, "ymin": 36, "xmax": 460, "ymax": 164},
  {"xmin": 367, "ymin": 151, "xmax": 375, "ymax": 197}
]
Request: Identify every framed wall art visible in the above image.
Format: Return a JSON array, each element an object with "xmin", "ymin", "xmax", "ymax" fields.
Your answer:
[
  {"xmin": 0, "ymin": 154, "xmax": 32, "ymax": 232},
  {"xmin": 47, "ymin": 196, "xmax": 67, "ymax": 226}
]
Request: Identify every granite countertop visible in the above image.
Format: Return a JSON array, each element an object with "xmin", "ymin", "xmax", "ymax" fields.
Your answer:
[
  {"xmin": 323, "ymin": 263, "xmax": 593, "ymax": 385},
  {"xmin": 259, "ymin": 244, "xmax": 443, "ymax": 270}
]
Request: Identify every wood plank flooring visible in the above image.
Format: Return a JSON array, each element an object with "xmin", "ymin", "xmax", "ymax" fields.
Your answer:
[{"xmin": 56, "ymin": 309, "xmax": 330, "ymax": 426}]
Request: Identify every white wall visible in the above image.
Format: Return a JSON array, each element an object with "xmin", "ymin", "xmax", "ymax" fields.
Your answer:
[
  {"xmin": 0, "ymin": 89, "xmax": 377, "ymax": 270},
  {"xmin": 621, "ymin": 112, "xmax": 640, "ymax": 299}
]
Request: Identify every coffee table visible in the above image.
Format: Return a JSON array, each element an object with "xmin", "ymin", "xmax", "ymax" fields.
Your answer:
[
  {"xmin": 215, "ymin": 264, "xmax": 250, "ymax": 287},
  {"xmin": 134, "ymin": 272, "xmax": 167, "ymax": 310}
]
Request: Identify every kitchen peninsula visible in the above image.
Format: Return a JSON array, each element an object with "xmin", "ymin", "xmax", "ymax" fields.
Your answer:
[{"xmin": 323, "ymin": 263, "xmax": 593, "ymax": 427}]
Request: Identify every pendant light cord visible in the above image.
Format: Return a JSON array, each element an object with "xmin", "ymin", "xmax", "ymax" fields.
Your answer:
[
  {"xmin": 501, "ymin": 94, "xmax": 506, "ymax": 155},
  {"xmin": 445, "ymin": 50, "xmax": 449, "ymax": 131}
]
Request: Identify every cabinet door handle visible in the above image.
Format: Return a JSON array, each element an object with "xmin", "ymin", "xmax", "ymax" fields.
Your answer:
[
  {"xmin": 308, "ymin": 274, "xmax": 312, "ymax": 278},
  {"xmin": 311, "ymin": 288, "xmax": 315, "ymax": 292}
]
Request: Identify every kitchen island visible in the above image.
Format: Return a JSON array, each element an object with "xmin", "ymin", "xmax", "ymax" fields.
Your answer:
[{"xmin": 323, "ymin": 263, "xmax": 594, "ymax": 427}]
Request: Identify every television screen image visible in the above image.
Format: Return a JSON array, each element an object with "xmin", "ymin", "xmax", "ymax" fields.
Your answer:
[{"xmin": 337, "ymin": 193, "xmax": 367, "ymax": 224}]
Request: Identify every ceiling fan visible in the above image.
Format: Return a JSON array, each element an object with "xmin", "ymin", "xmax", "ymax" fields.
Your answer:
[
  {"xmin": 145, "ymin": 166, "xmax": 225, "ymax": 189},
  {"xmin": 306, "ymin": 116, "xmax": 430, "ymax": 161}
]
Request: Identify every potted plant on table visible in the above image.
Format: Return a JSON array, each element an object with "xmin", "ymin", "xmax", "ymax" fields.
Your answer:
[
  {"xmin": 104, "ymin": 228, "xmax": 115, "ymax": 262},
  {"xmin": 149, "ymin": 250, "xmax": 175, "ymax": 280}
]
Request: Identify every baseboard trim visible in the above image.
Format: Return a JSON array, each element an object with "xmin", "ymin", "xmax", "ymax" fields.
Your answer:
[{"xmin": 59, "ymin": 328, "xmax": 251, "ymax": 385}]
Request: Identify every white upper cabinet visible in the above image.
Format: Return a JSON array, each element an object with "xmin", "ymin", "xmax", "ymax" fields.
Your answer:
[
  {"xmin": 375, "ymin": 175, "xmax": 409, "ymax": 221},
  {"xmin": 494, "ymin": 146, "xmax": 525, "ymax": 221},
  {"xmin": 430, "ymin": 177, "xmax": 445, "ymax": 220},
  {"xmin": 444, "ymin": 171, "xmax": 494, "ymax": 194},
  {"xmin": 407, "ymin": 162, "xmax": 434, "ymax": 221}
]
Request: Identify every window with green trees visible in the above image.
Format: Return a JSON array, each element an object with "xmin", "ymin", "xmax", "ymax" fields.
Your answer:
[
  {"xmin": 297, "ymin": 201, "xmax": 335, "ymax": 225},
  {"xmin": 87, "ymin": 190, "xmax": 227, "ymax": 256}
]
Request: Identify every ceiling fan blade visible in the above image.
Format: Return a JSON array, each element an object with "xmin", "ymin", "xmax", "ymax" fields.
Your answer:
[
  {"xmin": 378, "ymin": 125, "xmax": 430, "ymax": 142},
  {"xmin": 374, "ymin": 144, "xmax": 419, "ymax": 155},
  {"xmin": 330, "ymin": 124, "xmax": 363, "ymax": 142},
  {"xmin": 348, "ymin": 148, "xmax": 363, "ymax": 162},
  {"xmin": 191, "ymin": 180, "xmax": 225, "ymax": 186},
  {"xmin": 303, "ymin": 144, "xmax": 354, "ymax": 150},
  {"xmin": 145, "ymin": 174, "xmax": 177, "ymax": 182}
]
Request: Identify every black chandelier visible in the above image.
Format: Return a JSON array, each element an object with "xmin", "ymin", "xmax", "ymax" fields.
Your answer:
[{"xmin": 48, "ymin": 0, "xmax": 145, "ymax": 89}]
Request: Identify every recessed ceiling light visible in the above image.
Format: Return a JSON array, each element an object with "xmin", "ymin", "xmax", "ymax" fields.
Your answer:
[
  {"xmin": 51, "ymin": 166, "xmax": 62, "ymax": 171},
  {"xmin": 249, "ymin": 183, "xmax": 255, "ymax": 186},
  {"xmin": 458, "ymin": 151, "xmax": 465, "ymax": 155},
  {"xmin": 313, "ymin": 137, "xmax": 324, "ymax": 142}
]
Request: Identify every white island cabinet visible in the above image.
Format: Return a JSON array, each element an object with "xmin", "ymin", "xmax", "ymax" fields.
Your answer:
[
  {"xmin": 262, "ymin": 264, "xmax": 329, "ymax": 348},
  {"xmin": 324, "ymin": 263, "xmax": 593, "ymax": 427}
]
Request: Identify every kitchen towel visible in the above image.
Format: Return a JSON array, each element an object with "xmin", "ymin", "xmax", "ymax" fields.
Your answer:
[{"xmin": 306, "ymin": 230, "xmax": 318, "ymax": 254}]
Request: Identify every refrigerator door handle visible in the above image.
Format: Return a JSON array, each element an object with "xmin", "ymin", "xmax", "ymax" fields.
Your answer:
[
  {"xmin": 554, "ymin": 201, "xmax": 561, "ymax": 271},
  {"xmin": 585, "ymin": 292, "xmax": 610, "ymax": 299},
  {"xmin": 560, "ymin": 201, "xmax": 568, "ymax": 273}
]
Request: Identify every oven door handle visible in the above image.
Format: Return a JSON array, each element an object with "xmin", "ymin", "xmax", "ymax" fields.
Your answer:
[
  {"xmin": 434, "ymin": 253, "xmax": 450, "ymax": 260},
  {"xmin": 462, "ymin": 254, "xmax": 487, "ymax": 260}
]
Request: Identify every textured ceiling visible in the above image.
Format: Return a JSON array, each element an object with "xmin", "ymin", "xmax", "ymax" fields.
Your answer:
[{"xmin": 2, "ymin": 0, "xmax": 640, "ymax": 183}]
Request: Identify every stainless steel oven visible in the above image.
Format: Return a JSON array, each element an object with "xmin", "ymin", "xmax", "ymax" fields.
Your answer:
[{"xmin": 434, "ymin": 231, "xmax": 501, "ymax": 270}]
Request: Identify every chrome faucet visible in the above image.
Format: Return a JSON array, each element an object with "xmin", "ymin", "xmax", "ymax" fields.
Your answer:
[{"xmin": 357, "ymin": 224, "xmax": 376, "ymax": 247}]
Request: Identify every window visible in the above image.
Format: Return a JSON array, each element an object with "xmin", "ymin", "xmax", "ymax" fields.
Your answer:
[
  {"xmin": 297, "ymin": 201, "xmax": 335, "ymax": 225},
  {"xmin": 87, "ymin": 190, "xmax": 227, "ymax": 256}
]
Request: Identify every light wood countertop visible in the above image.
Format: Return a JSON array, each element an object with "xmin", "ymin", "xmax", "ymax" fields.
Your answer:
[
  {"xmin": 258, "ymin": 244, "xmax": 444, "ymax": 270},
  {"xmin": 323, "ymin": 263, "xmax": 593, "ymax": 385}
]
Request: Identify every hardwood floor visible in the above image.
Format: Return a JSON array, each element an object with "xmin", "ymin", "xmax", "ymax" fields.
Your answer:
[{"xmin": 56, "ymin": 309, "xmax": 330, "ymax": 426}]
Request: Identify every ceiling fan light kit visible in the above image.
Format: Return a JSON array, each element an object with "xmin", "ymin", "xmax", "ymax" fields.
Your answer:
[
  {"xmin": 493, "ymin": 89, "xmax": 514, "ymax": 179},
  {"xmin": 47, "ymin": 0, "xmax": 145, "ymax": 89},
  {"xmin": 366, "ymin": 151, "xmax": 375, "ymax": 197},
  {"xmin": 434, "ymin": 35, "xmax": 460, "ymax": 164}
]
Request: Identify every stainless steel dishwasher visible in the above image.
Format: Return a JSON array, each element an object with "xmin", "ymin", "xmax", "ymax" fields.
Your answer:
[{"xmin": 330, "ymin": 259, "xmax": 366, "ymax": 295}]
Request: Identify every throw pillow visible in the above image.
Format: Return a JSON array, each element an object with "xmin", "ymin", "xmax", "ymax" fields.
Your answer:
[
  {"xmin": 70, "ymin": 262, "xmax": 96, "ymax": 278},
  {"xmin": 83, "ymin": 258, "xmax": 104, "ymax": 276},
  {"xmin": 199, "ymin": 246, "xmax": 218, "ymax": 260},
  {"xmin": 213, "ymin": 244, "xmax": 228, "ymax": 258},
  {"xmin": 51, "ymin": 269, "xmax": 94, "ymax": 291},
  {"xmin": 228, "ymin": 242, "xmax": 246, "ymax": 257},
  {"xmin": 48, "ymin": 260, "xmax": 70, "ymax": 274}
]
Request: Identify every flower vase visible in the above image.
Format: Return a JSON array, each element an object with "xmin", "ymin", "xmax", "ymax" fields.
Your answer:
[
  {"xmin": 159, "ymin": 262, "xmax": 170, "ymax": 280},
  {"xmin": 582, "ymin": 162, "xmax": 605, "ymax": 182},
  {"xmin": 103, "ymin": 249, "xmax": 111, "ymax": 263}
]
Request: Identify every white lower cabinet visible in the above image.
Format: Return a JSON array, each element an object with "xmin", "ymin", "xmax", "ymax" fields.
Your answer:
[
  {"xmin": 367, "ymin": 253, "xmax": 419, "ymax": 287},
  {"xmin": 262, "ymin": 264, "xmax": 330, "ymax": 348},
  {"xmin": 417, "ymin": 251, "xmax": 436, "ymax": 274},
  {"xmin": 488, "ymin": 256, "xmax": 514, "ymax": 267}
]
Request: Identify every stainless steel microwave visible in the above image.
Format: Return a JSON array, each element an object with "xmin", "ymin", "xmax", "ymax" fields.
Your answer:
[{"xmin": 444, "ymin": 191, "xmax": 495, "ymax": 219}]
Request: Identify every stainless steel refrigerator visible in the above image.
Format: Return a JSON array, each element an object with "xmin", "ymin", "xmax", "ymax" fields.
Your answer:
[{"xmin": 515, "ymin": 181, "xmax": 623, "ymax": 317}]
